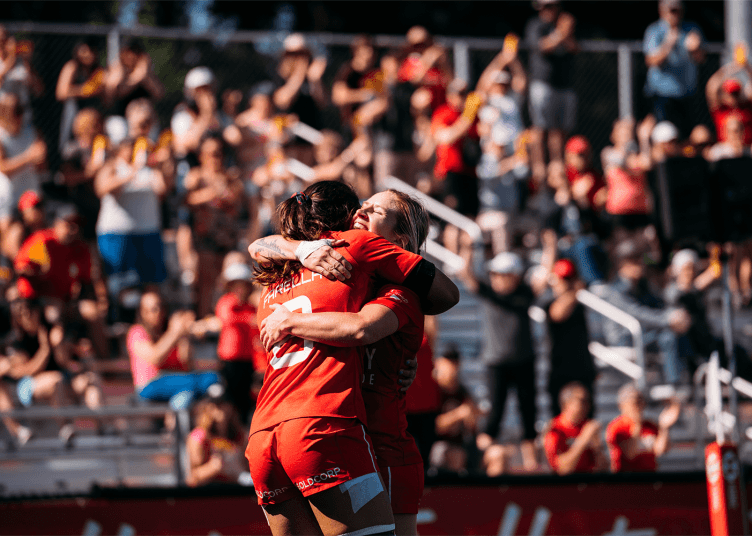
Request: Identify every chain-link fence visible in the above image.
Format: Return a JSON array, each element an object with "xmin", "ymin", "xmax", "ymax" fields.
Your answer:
[{"xmin": 4, "ymin": 23, "xmax": 729, "ymax": 177}]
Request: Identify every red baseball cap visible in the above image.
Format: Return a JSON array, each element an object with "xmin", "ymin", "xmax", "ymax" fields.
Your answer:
[
  {"xmin": 723, "ymin": 78, "xmax": 742, "ymax": 94},
  {"xmin": 553, "ymin": 258, "xmax": 577, "ymax": 280},
  {"xmin": 18, "ymin": 190, "xmax": 40, "ymax": 212},
  {"xmin": 565, "ymin": 135, "xmax": 590, "ymax": 155}
]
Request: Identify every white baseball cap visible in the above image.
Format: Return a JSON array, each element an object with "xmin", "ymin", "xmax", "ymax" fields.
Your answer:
[
  {"xmin": 487, "ymin": 252, "xmax": 524, "ymax": 275},
  {"xmin": 671, "ymin": 249, "xmax": 698, "ymax": 274},
  {"xmin": 184, "ymin": 66, "xmax": 215, "ymax": 90},
  {"xmin": 651, "ymin": 121, "xmax": 679, "ymax": 144},
  {"xmin": 223, "ymin": 263, "xmax": 253, "ymax": 283}
]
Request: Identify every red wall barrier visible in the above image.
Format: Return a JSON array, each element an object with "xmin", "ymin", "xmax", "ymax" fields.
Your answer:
[{"xmin": 0, "ymin": 474, "xmax": 720, "ymax": 535}]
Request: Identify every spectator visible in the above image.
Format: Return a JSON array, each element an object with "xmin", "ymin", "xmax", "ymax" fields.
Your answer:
[
  {"xmin": 643, "ymin": 0, "xmax": 704, "ymax": 137},
  {"xmin": 649, "ymin": 120, "xmax": 682, "ymax": 163},
  {"xmin": 476, "ymin": 36, "xmax": 527, "ymax": 147},
  {"xmin": 332, "ymin": 35, "xmax": 381, "ymax": 139},
  {"xmin": 602, "ymin": 241, "xmax": 692, "ymax": 385},
  {"xmin": 226, "ymin": 81, "xmax": 280, "ymax": 180},
  {"xmin": 707, "ymin": 116, "xmax": 751, "ymax": 161},
  {"xmin": 3, "ymin": 298, "xmax": 101, "ymax": 442},
  {"xmin": 183, "ymin": 136, "xmax": 246, "ymax": 317},
  {"xmin": 59, "ymin": 108, "xmax": 107, "ymax": 242},
  {"xmin": 306, "ymin": 131, "xmax": 371, "ymax": 196},
  {"xmin": 664, "ymin": 249, "xmax": 718, "ymax": 361},
  {"xmin": 601, "ymin": 118, "xmax": 653, "ymax": 238},
  {"xmin": 213, "ymin": 262, "xmax": 265, "ymax": 424},
  {"xmin": 564, "ymin": 135, "xmax": 606, "ymax": 212},
  {"xmin": 428, "ymin": 344, "xmax": 481, "ymax": 475},
  {"xmin": 606, "ymin": 383, "xmax": 681, "ymax": 472},
  {"xmin": 2, "ymin": 190, "xmax": 45, "ymax": 260},
  {"xmin": 458, "ymin": 244, "xmax": 538, "ymax": 471},
  {"xmin": 127, "ymin": 290, "xmax": 221, "ymax": 407},
  {"xmin": 541, "ymin": 160, "xmax": 608, "ymax": 285},
  {"xmin": 94, "ymin": 138, "xmax": 167, "ymax": 303},
  {"xmin": 171, "ymin": 67, "xmax": 232, "ymax": 177},
  {"xmin": 104, "ymin": 37, "xmax": 164, "ymax": 117},
  {"xmin": 476, "ymin": 124, "xmax": 530, "ymax": 254},
  {"xmin": 186, "ymin": 397, "xmax": 246, "ymax": 486},
  {"xmin": 431, "ymin": 79, "xmax": 482, "ymax": 252},
  {"xmin": 544, "ymin": 382, "xmax": 607, "ymax": 475},
  {"xmin": 538, "ymin": 259, "xmax": 596, "ymax": 417},
  {"xmin": 0, "ymin": 354, "xmax": 32, "ymax": 445},
  {"xmin": 398, "ymin": 26, "xmax": 451, "ymax": 112},
  {"xmin": 405, "ymin": 329, "xmax": 443, "ymax": 468},
  {"xmin": 687, "ymin": 124, "xmax": 714, "ymax": 159},
  {"xmin": 14, "ymin": 205, "xmax": 108, "ymax": 362},
  {"xmin": 705, "ymin": 46, "xmax": 752, "ymax": 145},
  {"xmin": 524, "ymin": 0, "xmax": 578, "ymax": 181},
  {"xmin": 0, "ymin": 91, "xmax": 47, "ymax": 235},
  {"xmin": 125, "ymin": 98, "xmax": 174, "ymax": 182},
  {"xmin": 56, "ymin": 38, "xmax": 105, "ymax": 149},
  {"xmin": 0, "ymin": 30, "xmax": 43, "ymax": 124},
  {"xmin": 272, "ymin": 33, "xmax": 328, "ymax": 132}
]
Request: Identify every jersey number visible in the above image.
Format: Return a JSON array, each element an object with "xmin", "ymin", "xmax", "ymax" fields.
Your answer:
[{"xmin": 269, "ymin": 296, "xmax": 314, "ymax": 370}]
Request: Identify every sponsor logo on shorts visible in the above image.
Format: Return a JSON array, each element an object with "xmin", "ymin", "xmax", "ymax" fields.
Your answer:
[
  {"xmin": 256, "ymin": 486, "xmax": 290, "ymax": 499},
  {"xmin": 296, "ymin": 467, "xmax": 342, "ymax": 491}
]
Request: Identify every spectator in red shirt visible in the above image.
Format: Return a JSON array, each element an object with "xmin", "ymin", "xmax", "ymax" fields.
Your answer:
[
  {"xmin": 544, "ymin": 381, "xmax": 607, "ymax": 475},
  {"xmin": 564, "ymin": 135, "xmax": 606, "ymax": 212},
  {"xmin": 705, "ymin": 51, "xmax": 752, "ymax": 145},
  {"xmin": 214, "ymin": 262, "xmax": 264, "ymax": 424},
  {"xmin": 431, "ymin": 79, "xmax": 482, "ymax": 253},
  {"xmin": 1, "ymin": 190, "xmax": 45, "ymax": 260},
  {"xmin": 14, "ymin": 204, "xmax": 108, "ymax": 361},
  {"xmin": 606, "ymin": 383, "xmax": 681, "ymax": 472},
  {"xmin": 398, "ymin": 26, "xmax": 451, "ymax": 111}
]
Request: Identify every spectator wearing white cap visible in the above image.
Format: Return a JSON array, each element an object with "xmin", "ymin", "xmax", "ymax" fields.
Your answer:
[
  {"xmin": 171, "ymin": 66, "xmax": 233, "ymax": 164},
  {"xmin": 458, "ymin": 240, "xmax": 538, "ymax": 471},
  {"xmin": 663, "ymin": 249, "xmax": 718, "ymax": 362},
  {"xmin": 649, "ymin": 120, "xmax": 681, "ymax": 163},
  {"xmin": 643, "ymin": 0, "xmax": 704, "ymax": 137}
]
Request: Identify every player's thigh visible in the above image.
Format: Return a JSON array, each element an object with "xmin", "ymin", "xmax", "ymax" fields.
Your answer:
[
  {"xmin": 263, "ymin": 494, "xmax": 323, "ymax": 536},
  {"xmin": 307, "ymin": 474, "xmax": 394, "ymax": 536}
]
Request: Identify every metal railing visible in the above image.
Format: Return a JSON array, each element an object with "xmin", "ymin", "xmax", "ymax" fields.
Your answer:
[
  {"xmin": 576, "ymin": 289, "xmax": 647, "ymax": 391},
  {"xmin": 0, "ymin": 404, "xmax": 191, "ymax": 487}
]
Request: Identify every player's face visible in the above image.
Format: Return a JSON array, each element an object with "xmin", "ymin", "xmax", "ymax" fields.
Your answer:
[{"xmin": 352, "ymin": 191, "xmax": 401, "ymax": 246}]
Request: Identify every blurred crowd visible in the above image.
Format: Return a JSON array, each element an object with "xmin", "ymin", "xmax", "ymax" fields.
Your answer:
[{"xmin": 1, "ymin": 0, "xmax": 752, "ymax": 482}]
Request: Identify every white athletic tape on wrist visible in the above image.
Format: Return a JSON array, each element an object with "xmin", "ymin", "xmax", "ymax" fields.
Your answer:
[
  {"xmin": 295, "ymin": 239, "xmax": 334, "ymax": 262},
  {"xmin": 339, "ymin": 472, "xmax": 383, "ymax": 514}
]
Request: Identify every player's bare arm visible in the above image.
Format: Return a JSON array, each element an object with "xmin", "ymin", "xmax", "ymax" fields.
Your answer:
[{"xmin": 248, "ymin": 235, "xmax": 352, "ymax": 281}]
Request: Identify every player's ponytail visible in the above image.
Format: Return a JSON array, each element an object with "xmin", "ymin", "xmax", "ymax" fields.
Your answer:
[{"xmin": 254, "ymin": 181, "xmax": 360, "ymax": 286}]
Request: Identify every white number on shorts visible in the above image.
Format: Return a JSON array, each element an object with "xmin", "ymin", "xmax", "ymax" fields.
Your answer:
[{"xmin": 269, "ymin": 296, "xmax": 314, "ymax": 370}]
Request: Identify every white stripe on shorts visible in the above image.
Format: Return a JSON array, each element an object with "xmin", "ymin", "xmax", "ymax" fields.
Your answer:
[
  {"xmin": 360, "ymin": 425, "xmax": 378, "ymax": 472},
  {"xmin": 339, "ymin": 524, "xmax": 396, "ymax": 536}
]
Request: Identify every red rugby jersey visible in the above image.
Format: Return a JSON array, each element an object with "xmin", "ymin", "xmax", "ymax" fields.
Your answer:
[
  {"xmin": 605, "ymin": 415, "xmax": 659, "ymax": 472},
  {"xmin": 15, "ymin": 229, "xmax": 92, "ymax": 301},
  {"xmin": 544, "ymin": 415, "xmax": 598, "ymax": 473},
  {"xmin": 250, "ymin": 230, "xmax": 423, "ymax": 435},
  {"xmin": 361, "ymin": 284, "xmax": 424, "ymax": 467}
]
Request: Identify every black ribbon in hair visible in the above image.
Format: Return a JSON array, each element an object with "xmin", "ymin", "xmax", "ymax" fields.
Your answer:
[{"xmin": 293, "ymin": 192, "xmax": 311, "ymax": 206}]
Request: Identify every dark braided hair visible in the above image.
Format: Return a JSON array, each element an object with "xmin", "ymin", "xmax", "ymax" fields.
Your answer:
[{"xmin": 254, "ymin": 181, "xmax": 361, "ymax": 286}]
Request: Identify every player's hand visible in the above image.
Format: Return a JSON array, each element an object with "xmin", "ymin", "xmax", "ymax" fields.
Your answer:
[
  {"xmin": 301, "ymin": 239, "xmax": 352, "ymax": 282},
  {"xmin": 398, "ymin": 357, "xmax": 418, "ymax": 392},
  {"xmin": 260, "ymin": 303, "xmax": 293, "ymax": 351}
]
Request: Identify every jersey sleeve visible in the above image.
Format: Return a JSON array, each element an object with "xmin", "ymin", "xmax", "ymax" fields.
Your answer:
[
  {"xmin": 368, "ymin": 285, "xmax": 422, "ymax": 331},
  {"xmin": 343, "ymin": 230, "xmax": 423, "ymax": 284}
]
